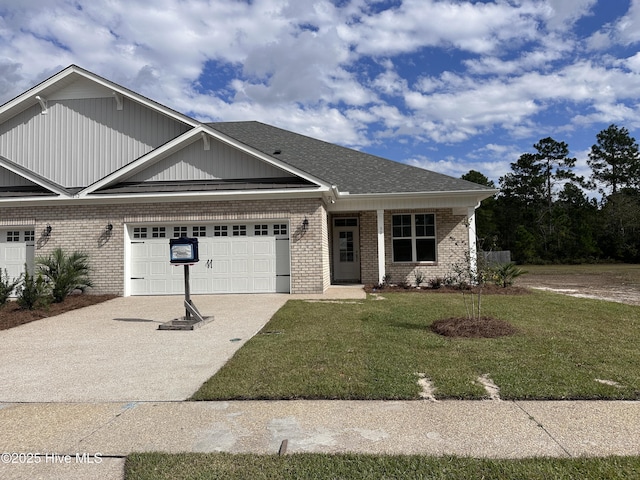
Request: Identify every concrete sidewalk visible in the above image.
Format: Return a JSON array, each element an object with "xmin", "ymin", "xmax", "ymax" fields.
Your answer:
[{"xmin": 1, "ymin": 399, "xmax": 639, "ymax": 479}]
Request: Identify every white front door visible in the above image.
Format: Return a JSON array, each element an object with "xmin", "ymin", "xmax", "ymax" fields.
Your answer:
[
  {"xmin": 0, "ymin": 228, "xmax": 35, "ymax": 279},
  {"xmin": 332, "ymin": 218, "xmax": 360, "ymax": 283}
]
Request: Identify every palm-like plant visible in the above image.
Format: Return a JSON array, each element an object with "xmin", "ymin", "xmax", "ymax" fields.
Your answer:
[{"xmin": 37, "ymin": 248, "xmax": 93, "ymax": 302}]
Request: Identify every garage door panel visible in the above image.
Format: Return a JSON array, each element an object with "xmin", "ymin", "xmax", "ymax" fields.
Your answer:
[
  {"xmin": 253, "ymin": 258, "xmax": 272, "ymax": 274},
  {"xmin": 232, "ymin": 259, "xmax": 248, "ymax": 274},
  {"xmin": 129, "ymin": 223, "xmax": 290, "ymax": 295},
  {"xmin": 232, "ymin": 241, "xmax": 248, "ymax": 254}
]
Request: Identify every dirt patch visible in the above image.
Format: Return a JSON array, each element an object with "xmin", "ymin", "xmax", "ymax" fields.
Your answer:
[
  {"xmin": 517, "ymin": 270, "xmax": 640, "ymax": 306},
  {"xmin": 430, "ymin": 316, "xmax": 518, "ymax": 338},
  {"xmin": 0, "ymin": 294, "xmax": 118, "ymax": 331}
]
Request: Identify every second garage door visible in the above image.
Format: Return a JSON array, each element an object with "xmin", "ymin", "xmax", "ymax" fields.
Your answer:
[{"xmin": 129, "ymin": 222, "xmax": 290, "ymax": 295}]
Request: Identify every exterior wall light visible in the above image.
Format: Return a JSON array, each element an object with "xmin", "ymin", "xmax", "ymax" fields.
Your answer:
[
  {"xmin": 44, "ymin": 224, "xmax": 52, "ymax": 236},
  {"xmin": 302, "ymin": 217, "xmax": 309, "ymax": 231},
  {"xmin": 106, "ymin": 223, "xmax": 113, "ymax": 232}
]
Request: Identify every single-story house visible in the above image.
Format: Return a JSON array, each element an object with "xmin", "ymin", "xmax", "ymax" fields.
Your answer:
[{"xmin": 0, "ymin": 65, "xmax": 495, "ymax": 296}]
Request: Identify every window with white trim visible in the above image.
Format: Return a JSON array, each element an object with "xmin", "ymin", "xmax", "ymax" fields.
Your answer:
[
  {"xmin": 192, "ymin": 226, "xmax": 207, "ymax": 237},
  {"xmin": 6, "ymin": 231, "xmax": 19, "ymax": 242},
  {"xmin": 232, "ymin": 225, "xmax": 247, "ymax": 236},
  {"xmin": 254, "ymin": 224, "xmax": 268, "ymax": 236},
  {"xmin": 24, "ymin": 230, "xmax": 35, "ymax": 242},
  {"xmin": 392, "ymin": 214, "xmax": 436, "ymax": 262},
  {"xmin": 273, "ymin": 224, "xmax": 287, "ymax": 235},
  {"xmin": 152, "ymin": 227, "xmax": 166, "ymax": 238},
  {"xmin": 214, "ymin": 225, "xmax": 228, "ymax": 237},
  {"xmin": 133, "ymin": 227, "xmax": 147, "ymax": 239},
  {"xmin": 173, "ymin": 226, "xmax": 188, "ymax": 238}
]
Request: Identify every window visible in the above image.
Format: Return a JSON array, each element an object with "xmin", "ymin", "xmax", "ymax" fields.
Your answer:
[
  {"xmin": 254, "ymin": 224, "xmax": 268, "ymax": 236},
  {"xmin": 392, "ymin": 214, "xmax": 436, "ymax": 262},
  {"xmin": 192, "ymin": 226, "xmax": 207, "ymax": 237},
  {"xmin": 173, "ymin": 226, "xmax": 188, "ymax": 238},
  {"xmin": 334, "ymin": 218, "xmax": 358, "ymax": 227},
  {"xmin": 232, "ymin": 225, "xmax": 247, "ymax": 236},
  {"xmin": 24, "ymin": 230, "xmax": 35, "ymax": 242},
  {"xmin": 152, "ymin": 227, "xmax": 166, "ymax": 238},
  {"xmin": 214, "ymin": 225, "xmax": 228, "ymax": 237},
  {"xmin": 273, "ymin": 224, "xmax": 287, "ymax": 235},
  {"xmin": 6, "ymin": 231, "xmax": 19, "ymax": 242},
  {"xmin": 133, "ymin": 227, "xmax": 147, "ymax": 239}
]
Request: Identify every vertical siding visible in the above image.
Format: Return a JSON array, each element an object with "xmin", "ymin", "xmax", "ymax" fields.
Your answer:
[
  {"xmin": 129, "ymin": 138, "xmax": 295, "ymax": 182},
  {"xmin": 0, "ymin": 98, "xmax": 190, "ymax": 188}
]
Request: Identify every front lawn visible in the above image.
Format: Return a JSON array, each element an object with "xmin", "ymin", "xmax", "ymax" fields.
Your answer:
[
  {"xmin": 125, "ymin": 452, "xmax": 640, "ymax": 480},
  {"xmin": 191, "ymin": 290, "xmax": 640, "ymax": 400}
]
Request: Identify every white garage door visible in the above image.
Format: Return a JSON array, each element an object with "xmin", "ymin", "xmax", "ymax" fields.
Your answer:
[
  {"xmin": 128, "ymin": 223, "xmax": 290, "ymax": 295},
  {"xmin": 0, "ymin": 228, "xmax": 35, "ymax": 288}
]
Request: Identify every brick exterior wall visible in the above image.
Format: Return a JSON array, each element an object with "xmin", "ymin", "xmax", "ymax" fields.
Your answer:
[
  {"xmin": 0, "ymin": 197, "xmax": 329, "ymax": 295},
  {"xmin": 354, "ymin": 208, "xmax": 469, "ymax": 287},
  {"xmin": 330, "ymin": 209, "xmax": 469, "ymax": 285}
]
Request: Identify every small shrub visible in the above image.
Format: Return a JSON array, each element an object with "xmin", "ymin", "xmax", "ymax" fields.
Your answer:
[
  {"xmin": 414, "ymin": 271, "xmax": 425, "ymax": 287},
  {"xmin": 0, "ymin": 269, "xmax": 21, "ymax": 306},
  {"xmin": 16, "ymin": 267, "xmax": 50, "ymax": 310},
  {"xmin": 382, "ymin": 274, "xmax": 392, "ymax": 287},
  {"xmin": 492, "ymin": 263, "xmax": 526, "ymax": 288},
  {"xmin": 428, "ymin": 277, "xmax": 443, "ymax": 289},
  {"xmin": 37, "ymin": 248, "xmax": 93, "ymax": 303}
]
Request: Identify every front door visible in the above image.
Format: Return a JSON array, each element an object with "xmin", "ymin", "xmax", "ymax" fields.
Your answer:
[{"xmin": 332, "ymin": 218, "xmax": 360, "ymax": 283}]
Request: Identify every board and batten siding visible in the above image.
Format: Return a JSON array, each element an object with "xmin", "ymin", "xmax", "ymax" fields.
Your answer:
[
  {"xmin": 128, "ymin": 136, "xmax": 296, "ymax": 182},
  {"xmin": 0, "ymin": 98, "xmax": 190, "ymax": 188}
]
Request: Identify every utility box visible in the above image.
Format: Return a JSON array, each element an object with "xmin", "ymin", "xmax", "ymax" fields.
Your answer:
[{"xmin": 169, "ymin": 237, "xmax": 199, "ymax": 264}]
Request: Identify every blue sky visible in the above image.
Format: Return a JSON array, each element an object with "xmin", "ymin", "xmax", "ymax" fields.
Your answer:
[{"xmin": 2, "ymin": 0, "xmax": 640, "ymax": 190}]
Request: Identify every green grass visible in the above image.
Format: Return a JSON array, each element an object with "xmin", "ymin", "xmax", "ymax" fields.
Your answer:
[
  {"xmin": 125, "ymin": 452, "xmax": 640, "ymax": 479},
  {"xmin": 191, "ymin": 291, "xmax": 640, "ymax": 401}
]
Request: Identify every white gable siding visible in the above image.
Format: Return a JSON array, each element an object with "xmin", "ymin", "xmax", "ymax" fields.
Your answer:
[
  {"xmin": 0, "ymin": 98, "xmax": 190, "ymax": 188},
  {"xmin": 128, "ymin": 136, "xmax": 295, "ymax": 182}
]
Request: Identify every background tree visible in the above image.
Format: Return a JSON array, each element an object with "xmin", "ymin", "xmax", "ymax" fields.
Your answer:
[{"xmin": 588, "ymin": 124, "xmax": 640, "ymax": 195}]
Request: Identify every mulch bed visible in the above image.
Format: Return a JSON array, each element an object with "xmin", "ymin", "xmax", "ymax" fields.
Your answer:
[
  {"xmin": 430, "ymin": 316, "xmax": 519, "ymax": 338},
  {"xmin": 365, "ymin": 284, "xmax": 531, "ymax": 295},
  {"xmin": 0, "ymin": 294, "xmax": 118, "ymax": 331}
]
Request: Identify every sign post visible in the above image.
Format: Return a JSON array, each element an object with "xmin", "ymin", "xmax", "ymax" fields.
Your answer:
[{"xmin": 159, "ymin": 237, "xmax": 209, "ymax": 330}]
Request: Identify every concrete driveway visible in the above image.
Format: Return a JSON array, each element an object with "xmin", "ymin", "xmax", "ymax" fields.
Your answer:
[{"xmin": 0, "ymin": 294, "xmax": 290, "ymax": 402}]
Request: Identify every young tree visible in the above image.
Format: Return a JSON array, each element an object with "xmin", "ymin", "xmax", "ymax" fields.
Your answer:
[{"xmin": 588, "ymin": 124, "xmax": 640, "ymax": 195}]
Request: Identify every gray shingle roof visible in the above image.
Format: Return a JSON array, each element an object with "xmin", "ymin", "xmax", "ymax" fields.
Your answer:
[{"xmin": 207, "ymin": 121, "xmax": 491, "ymax": 195}]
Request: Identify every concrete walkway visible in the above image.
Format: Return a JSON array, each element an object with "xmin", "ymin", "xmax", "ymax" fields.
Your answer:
[
  {"xmin": 1, "ymin": 286, "xmax": 639, "ymax": 479},
  {"xmin": 1, "ymin": 399, "xmax": 639, "ymax": 479}
]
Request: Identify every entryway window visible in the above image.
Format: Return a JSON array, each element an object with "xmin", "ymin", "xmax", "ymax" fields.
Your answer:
[
  {"xmin": 6, "ymin": 231, "xmax": 19, "ymax": 242},
  {"xmin": 24, "ymin": 231, "xmax": 35, "ymax": 242},
  {"xmin": 392, "ymin": 214, "xmax": 436, "ymax": 262}
]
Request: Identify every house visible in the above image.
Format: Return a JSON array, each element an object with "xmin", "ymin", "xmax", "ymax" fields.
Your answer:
[{"xmin": 0, "ymin": 65, "xmax": 495, "ymax": 296}]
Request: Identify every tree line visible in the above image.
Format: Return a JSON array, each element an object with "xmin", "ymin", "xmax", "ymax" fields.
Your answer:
[{"xmin": 465, "ymin": 124, "xmax": 640, "ymax": 264}]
